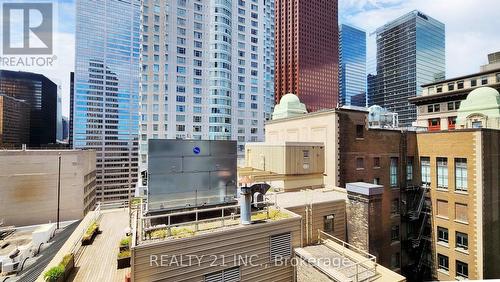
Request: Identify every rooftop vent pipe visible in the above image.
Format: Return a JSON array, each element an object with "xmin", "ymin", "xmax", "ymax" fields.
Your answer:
[{"xmin": 239, "ymin": 176, "xmax": 253, "ymax": 225}]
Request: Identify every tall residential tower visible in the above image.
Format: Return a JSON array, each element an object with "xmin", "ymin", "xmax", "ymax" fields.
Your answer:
[
  {"xmin": 372, "ymin": 10, "xmax": 445, "ymax": 127},
  {"xmin": 274, "ymin": 0, "xmax": 339, "ymax": 112},
  {"xmin": 339, "ymin": 24, "xmax": 367, "ymax": 107},
  {"xmin": 74, "ymin": 0, "xmax": 140, "ymax": 202},
  {"xmin": 139, "ymin": 0, "xmax": 275, "ymax": 169}
]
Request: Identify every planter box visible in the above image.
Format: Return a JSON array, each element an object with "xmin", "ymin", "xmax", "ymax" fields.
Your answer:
[
  {"xmin": 81, "ymin": 227, "xmax": 99, "ymax": 246},
  {"xmin": 117, "ymin": 256, "xmax": 131, "ymax": 269},
  {"xmin": 119, "ymin": 245, "xmax": 130, "ymax": 252},
  {"xmin": 63, "ymin": 255, "xmax": 75, "ymax": 280}
]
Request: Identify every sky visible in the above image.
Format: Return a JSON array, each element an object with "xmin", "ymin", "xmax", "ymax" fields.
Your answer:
[
  {"xmin": 339, "ymin": 0, "xmax": 500, "ymax": 76},
  {"xmin": 2, "ymin": 0, "xmax": 499, "ymax": 117}
]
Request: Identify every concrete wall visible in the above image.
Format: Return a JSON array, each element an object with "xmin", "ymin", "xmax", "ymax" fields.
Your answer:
[
  {"xmin": 132, "ymin": 216, "xmax": 302, "ymax": 282},
  {"xmin": 296, "ymin": 256, "xmax": 333, "ymax": 282},
  {"xmin": 265, "ymin": 110, "xmax": 339, "ymax": 188},
  {"xmin": 0, "ymin": 150, "xmax": 96, "ymax": 226}
]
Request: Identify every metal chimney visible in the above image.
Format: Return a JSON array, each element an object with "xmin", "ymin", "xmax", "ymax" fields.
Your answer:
[{"xmin": 239, "ymin": 176, "xmax": 253, "ymax": 225}]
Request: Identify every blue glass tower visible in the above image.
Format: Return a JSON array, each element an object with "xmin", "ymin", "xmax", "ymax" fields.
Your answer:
[
  {"xmin": 373, "ymin": 10, "xmax": 445, "ymax": 127},
  {"xmin": 74, "ymin": 0, "xmax": 140, "ymax": 202},
  {"xmin": 339, "ymin": 24, "xmax": 367, "ymax": 107}
]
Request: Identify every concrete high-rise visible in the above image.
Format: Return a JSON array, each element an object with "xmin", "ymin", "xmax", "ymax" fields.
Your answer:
[
  {"xmin": 74, "ymin": 0, "xmax": 140, "ymax": 202},
  {"xmin": 373, "ymin": 10, "xmax": 445, "ymax": 127},
  {"xmin": 339, "ymin": 24, "xmax": 367, "ymax": 107},
  {"xmin": 274, "ymin": 0, "xmax": 339, "ymax": 112},
  {"xmin": 139, "ymin": 0, "xmax": 275, "ymax": 168}
]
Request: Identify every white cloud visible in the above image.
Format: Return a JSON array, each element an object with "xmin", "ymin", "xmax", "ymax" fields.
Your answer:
[{"xmin": 339, "ymin": 0, "xmax": 500, "ymax": 77}]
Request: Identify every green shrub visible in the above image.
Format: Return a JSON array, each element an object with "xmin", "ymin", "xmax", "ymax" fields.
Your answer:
[
  {"xmin": 171, "ymin": 227, "xmax": 195, "ymax": 238},
  {"xmin": 60, "ymin": 253, "xmax": 73, "ymax": 268},
  {"xmin": 130, "ymin": 197, "xmax": 142, "ymax": 206},
  {"xmin": 117, "ymin": 250, "xmax": 131, "ymax": 259},
  {"xmin": 120, "ymin": 236, "xmax": 131, "ymax": 246},
  {"xmin": 85, "ymin": 221, "xmax": 99, "ymax": 236},
  {"xmin": 43, "ymin": 265, "xmax": 64, "ymax": 282},
  {"xmin": 251, "ymin": 209, "xmax": 290, "ymax": 221},
  {"xmin": 149, "ymin": 229, "xmax": 166, "ymax": 239}
]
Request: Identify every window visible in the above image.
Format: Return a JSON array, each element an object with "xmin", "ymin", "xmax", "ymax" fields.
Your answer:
[
  {"xmin": 437, "ymin": 227, "xmax": 449, "ymax": 244},
  {"xmin": 436, "ymin": 85, "xmax": 443, "ymax": 93},
  {"xmin": 448, "ymin": 83, "xmax": 454, "ymax": 91},
  {"xmin": 437, "ymin": 200, "xmax": 448, "ymax": 218},
  {"xmin": 356, "ymin": 124, "xmax": 364, "ymax": 139},
  {"xmin": 457, "ymin": 80, "xmax": 464, "ymax": 89},
  {"xmin": 448, "ymin": 116, "xmax": 456, "ymax": 130},
  {"xmin": 356, "ymin": 158, "xmax": 364, "ymax": 169},
  {"xmin": 455, "ymin": 203, "xmax": 468, "ymax": 223},
  {"xmin": 204, "ymin": 267, "xmax": 240, "ymax": 282},
  {"xmin": 470, "ymin": 79, "xmax": 477, "ymax": 87},
  {"xmin": 437, "ymin": 254, "xmax": 449, "ymax": 272},
  {"xmin": 447, "ymin": 102, "xmax": 455, "ymax": 111},
  {"xmin": 373, "ymin": 157, "xmax": 380, "ymax": 168},
  {"xmin": 407, "ymin": 157, "xmax": 413, "ymax": 181},
  {"xmin": 428, "ymin": 118, "xmax": 440, "ymax": 131},
  {"xmin": 437, "ymin": 157, "xmax": 448, "ymax": 189},
  {"xmin": 303, "ymin": 150, "xmax": 309, "ymax": 158},
  {"xmin": 455, "ymin": 158, "xmax": 468, "ymax": 192},
  {"xmin": 391, "ymin": 225, "xmax": 399, "ymax": 241},
  {"xmin": 472, "ymin": 121, "xmax": 483, "ymax": 128},
  {"xmin": 456, "ymin": 261, "xmax": 468, "ymax": 278},
  {"xmin": 323, "ymin": 214, "xmax": 335, "ymax": 233},
  {"xmin": 390, "ymin": 157, "xmax": 398, "ymax": 187},
  {"xmin": 497, "ymin": 73, "xmax": 500, "ymax": 83},
  {"xmin": 391, "ymin": 198, "xmax": 399, "ymax": 215},
  {"xmin": 456, "ymin": 231, "xmax": 468, "ymax": 250},
  {"xmin": 481, "ymin": 76, "xmax": 488, "ymax": 85}
]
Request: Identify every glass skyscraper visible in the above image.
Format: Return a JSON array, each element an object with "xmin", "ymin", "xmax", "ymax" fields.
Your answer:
[
  {"xmin": 372, "ymin": 10, "xmax": 445, "ymax": 127},
  {"xmin": 339, "ymin": 24, "xmax": 367, "ymax": 107},
  {"xmin": 139, "ymin": 0, "xmax": 275, "ymax": 171},
  {"xmin": 74, "ymin": 0, "xmax": 140, "ymax": 202}
]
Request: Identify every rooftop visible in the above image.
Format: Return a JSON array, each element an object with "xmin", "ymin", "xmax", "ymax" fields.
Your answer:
[
  {"xmin": 420, "ymin": 67, "xmax": 500, "ymax": 87},
  {"xmin": 134, "ymin": 201, "xmax": 300, "ymax": 246},
  {"xmin": 295, "ymin": 231, "xmax": 406, "ymax": 282}
]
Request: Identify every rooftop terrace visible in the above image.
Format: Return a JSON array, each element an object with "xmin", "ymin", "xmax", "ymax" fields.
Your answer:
[{"xmin": 133, "ymin": 199, "xmax": 298, "ymax": 246}]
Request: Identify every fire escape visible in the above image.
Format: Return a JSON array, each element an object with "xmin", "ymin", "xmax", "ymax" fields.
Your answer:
[{"xmin": 400, "ymin": 133, "xmax": 432, "ymax": 281}]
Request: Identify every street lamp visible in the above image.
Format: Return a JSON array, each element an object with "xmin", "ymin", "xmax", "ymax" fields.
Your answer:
[{"xmin": 57, "ymin": 153, "xmax": 61, "ymax": 229}]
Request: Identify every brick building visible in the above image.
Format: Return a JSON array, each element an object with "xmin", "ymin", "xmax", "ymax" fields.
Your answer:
[{"xmin": 274, "ymin": 0, "xmax": 339, "ymax": 111}]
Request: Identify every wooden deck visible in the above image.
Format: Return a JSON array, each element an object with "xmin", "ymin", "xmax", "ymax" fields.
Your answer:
[{"xmin": 69, "ymin": 209, "xmax": 130, "ymax": 282}]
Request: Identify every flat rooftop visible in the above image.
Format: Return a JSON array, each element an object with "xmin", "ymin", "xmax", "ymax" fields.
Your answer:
[
  {"xmin": 134, "ymin": 204, "xmax": 299, "ymax": 246},
  {"xmin": 0, "ymin": 229, "xmax": 32, "ymax": 257},
  {"xmin": 270, "ymin": 188, "xmax": 347, "ymax": 209},
  {"xmin": 295, "ymin": 233, "xmax": 406, "ymax": 282}
]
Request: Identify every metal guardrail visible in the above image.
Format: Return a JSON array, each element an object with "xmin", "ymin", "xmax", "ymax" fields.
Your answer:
[
  {"xmin": 317, "ymin": 230, "xmax": 377, "ymax": 282},
  {"xmin": 138, "ymin": 199, "xmax": 273, "ymax": 242}
]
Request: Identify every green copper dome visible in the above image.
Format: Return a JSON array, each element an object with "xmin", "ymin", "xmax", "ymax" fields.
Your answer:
[
  {"xmin": 456, "ymin": 87, "xmax": 500, "ymax": 129},
  {"xmin": 272, "ymin": 93, "xmax": 308, "ymax": 120}
]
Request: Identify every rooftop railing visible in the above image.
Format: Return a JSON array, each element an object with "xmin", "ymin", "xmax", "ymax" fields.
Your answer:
[{"xmin": 317, "ymin": 230, "xmax": 378, "ymax": 282}]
